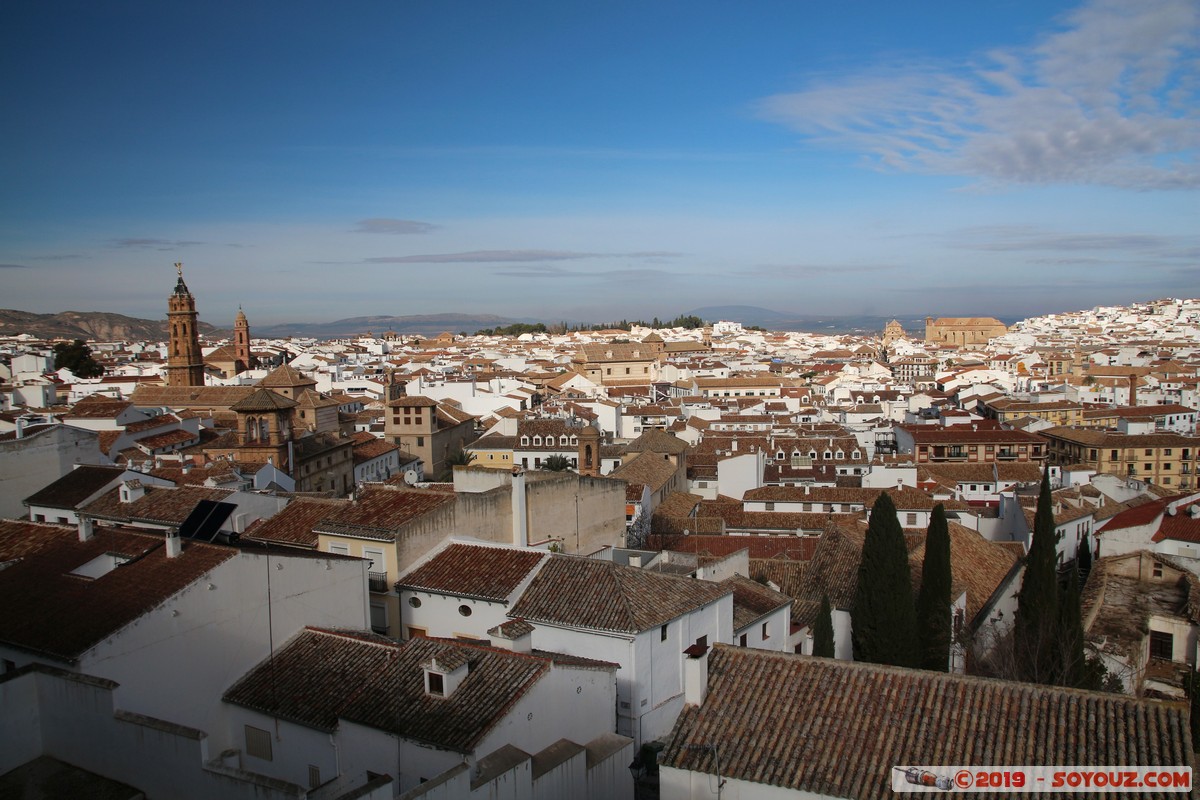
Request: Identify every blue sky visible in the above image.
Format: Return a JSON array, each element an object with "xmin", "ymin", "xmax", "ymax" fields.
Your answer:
[{"xmin": 1, "ymin": 0, "xmax": 1196, "ymax": 326}]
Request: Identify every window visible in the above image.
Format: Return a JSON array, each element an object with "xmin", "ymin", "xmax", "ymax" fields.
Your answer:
[
  {"xmin": 370, "ymin": 603, "xmax": 387, "ymax": 634},
  {"xmin": 245, "ymin": 725, "xmax": 273, "ymax": 761},
  {"xmin": 328, "ymin": 543, "xmax": 350, "ymax": 556},
  {"xmin": 1111, "ymin": 450, "xmax": 1119, "ymax": 460},
  {"xmin": 906, "ymin": 513, "xmax": 917, "ymax": 525},
  {"xmin": 427, "ymin": 671, "xmax": 445, "ymax": 696},
  {"xmin": 761, "ymin": 622, "xmax": 769, "ymax": 640},
  {"xmin": 458, "ymin": 604, "xmax": 473, "ymax": 617},
  {"xmin": 533, "ymin": 436, "xmax": 542, "ymax": 446},
  {"xmin": 408, "ymin": 596, "xmax": 422, "ymax": 608},
  {"xmin": 739, "ymin": 633, "xmax": 747, "ymax": 646},
  {"xmin": 765, "ymin": 502, "xmax": 775, "ymax": 511},
  {"xmin": 1145, "ymin": 463, "xmax": 1152, "ymax": 472},
  {"xmin": 520, "ymin": 436, "xmax": 529, "ymax": 446},
  {"xmin": 661, "ymin": 624, "xmax": 668, "ymax": 642},
  {"xmin": 416, "ymin": 436, "xmax": 424, "ymax": 447},
  {"xmin": 1145, "ymin": 449, "xmax": 1154, "ymax": 456},
  {"xmin": 1165, "ymin": 449, "xmax": 1173, "ymax": 456},
  {"xmin": 1153, "ymin": 561, "xmax": 1164, "ymax": 578},
  {"xmin": 1149, "ymin": 630, "xmax": 1174, "ymax": 660},
  {"xmin": 407, "ymin": 626, "xmax": 427, "ymax": 639},
  {"xmin": 308, "ymin": 766, "xmax": 321, "ymax": 790}
]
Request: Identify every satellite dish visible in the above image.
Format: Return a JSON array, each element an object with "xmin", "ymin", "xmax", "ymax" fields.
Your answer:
[{"xmin": 403, "ymin": 470, "xmax": 418, "ymax": 485}]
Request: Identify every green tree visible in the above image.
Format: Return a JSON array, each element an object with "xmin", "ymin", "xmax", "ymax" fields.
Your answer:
[
  {"xmin": 1013, "ymin": 470, "xmax": 1061, "ymax": 684},
  {"xmin": 1058, "ymin": 563, "xmax": 1088, "ymax": 688},
  {"xmin": 812, "ymin": 594, "xmax": 835, "ymax": 658},
  {"xmin": 851, "ymin": 493, "xmax": 919, "ymax": 667},
  {"xmin": 52, "ymin": 339, "xmax": 104, "ymax": 378},
  {"xmin": 915, "ymin": 504, "xmax": 952, "ymax": 672},
  {"xmin": 541, "ymin": 454, "xmax": 573, "ymax": 471},
  {"xmin": 439, "ymin": 449, "xmax": 475, "ymax": 480}
]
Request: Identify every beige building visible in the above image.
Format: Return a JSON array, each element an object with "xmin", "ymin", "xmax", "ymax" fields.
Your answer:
[
  {"xmin": 384, "ymin": 395, "xmax": 478, "ymax": 479},
  {"xmin": 924, "ymin": 316, "xmax": 1007, "ymax": 346},
  {"xmin": 1041, "ymin": 427, "xmax": 1200, "ymax": 491},
  {"xmin": 570, "ymin": 343, "xmax": 658, "ymax": 387}
]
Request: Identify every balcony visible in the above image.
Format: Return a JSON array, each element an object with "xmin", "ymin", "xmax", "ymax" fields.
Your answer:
[
  {"xmin": 930, "ymin": 448, "xmax": 968, "ymax": 462},
  {"xmin": 368, "ymin": 571, "xmax": 390, "ymax": 594},
  {"xmin": 996, "ymin": 451, "xmax": 1019, "ymax": 461}
]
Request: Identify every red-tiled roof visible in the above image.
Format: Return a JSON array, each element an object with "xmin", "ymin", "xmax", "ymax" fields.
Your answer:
[
  {"xmin": 242, "ymin": 497, "xmax": 349, "ymax": 548},
  {"xmin": 661, "ymin": 645, "xmax": 1193, "ymax": 799},
  {"xmin": 314, "ymin": 486, "xmax": 455, "ymax": 540},
  {"xmin": 509, "ymin": 555, "xmax": 730, "ymax": 634},
  {"xmin": 0, "ymin": 521, "xmax": 236, "ymax": 662},
  {"xmin": 23, "ymin": 465, "xmax": 126, "ymax": 510},
  {"xmin": 399, "ymin": 544, "xmax": 547, "ymax": 602}
]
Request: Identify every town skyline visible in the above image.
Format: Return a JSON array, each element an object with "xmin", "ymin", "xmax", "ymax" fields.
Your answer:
[{"xmin": 2, "ymin": 0, "xmax": 1197, "ymax": 325}]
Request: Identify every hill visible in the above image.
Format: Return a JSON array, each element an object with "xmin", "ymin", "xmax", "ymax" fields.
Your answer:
[{"xmin": 0, "ymin": 309, "xmax": 215, "ymax": 342}]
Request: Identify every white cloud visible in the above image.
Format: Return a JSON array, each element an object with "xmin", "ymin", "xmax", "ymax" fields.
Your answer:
[
  {"xmin": 757, "ymin": 0, "xmax": 1199, "ymax": 189},
  {"xmin": 353, "ymin": 218, "xmax": 438, "ymax": 234}
]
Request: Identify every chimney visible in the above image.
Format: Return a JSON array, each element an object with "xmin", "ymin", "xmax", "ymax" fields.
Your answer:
[
  {"xmin": 683, "ymin": 643, "xmax": 710, "ymax": 706},
  {"xmin": 78, "ymin": 516, "xmax": 94, "ymax": 542},
  {"xmin": 804, "ymin": 484, "xmax": 810, "ymax": 496},
  {"xmin": 14, "ymin": 417, "xmax": 25, "ymax": 439},
  {"xmin": 731, "ymin": 438, "xmax": 738, "ymax": 452},
  {"xmin": 629, "ymin": 554, "xmax": 643, "ymax": 568},
  {"xmin": 165, "ymin": 530, "xmax": 182, "ymax": 558},
  {"xmin": 511, "ymin": 468, "xmax": 528, "ymax": 547},
  {"xmin": 1128, "ymin": 374, "xmax": 1137, "ymax": 407}
]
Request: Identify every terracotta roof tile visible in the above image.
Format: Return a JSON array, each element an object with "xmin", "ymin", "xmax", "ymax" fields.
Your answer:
[
  {"xmin": 0, "ymin": 521, "xmax": 236, "ymax": 662},
  {"xmin": 399, "ymin": 543, "xmax": 547, "ymax": 602},
  {"xmin": 509, "ymin": 554, "xmax": 730, "ymax": 634},
  {"xmin": 661, "ymin": 645, "xmax": 1193, "ymax": 799}
]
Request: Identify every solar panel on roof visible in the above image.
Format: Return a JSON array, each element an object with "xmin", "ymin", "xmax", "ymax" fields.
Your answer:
[{"xmin": 179, "ymin": 500, "xmax": 237, "ymax": 542}]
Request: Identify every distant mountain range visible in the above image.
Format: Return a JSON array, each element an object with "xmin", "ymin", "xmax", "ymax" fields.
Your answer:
[
  {"xmin": 0, "ymin": 309, "xmax": 216, "ymax": 342},
  {"xmin": 0, "ymin": 306, "xmax": 1024, "ymax": 342},
  {"xmin": 686, "ymin": 306, "xmax": 1022, "ymax": 334}
]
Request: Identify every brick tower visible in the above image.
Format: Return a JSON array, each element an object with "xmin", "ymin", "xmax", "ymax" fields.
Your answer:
[{"xmin": 165, "ymin": 263, "xmax": 206, "ymax": 387}]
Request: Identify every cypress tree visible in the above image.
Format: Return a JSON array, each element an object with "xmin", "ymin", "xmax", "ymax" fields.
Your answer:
[
  {"xmin": 812, "ymin": 594, "xmax": 835, "ymax": 658},
  {"xmin": 1077, "ymin": 533, "xmax": 1093, "ymax": 582},
  {"xmin": 915, "ymin": 504, "xmax": 952, "ymax": 671},
  {"xmin": 1058, "ymin": 563, "xmax": 1087, "ymax": 688},
  {"xmin": 1013, "ymin": 470, "xmax": 1061, "ymax": 683},
  {"xmin": 851, "ymin": 492, "xmax": 919, "ymax": 667}
]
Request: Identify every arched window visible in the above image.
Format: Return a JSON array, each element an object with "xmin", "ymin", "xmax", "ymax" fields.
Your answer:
[
  {"xmin": 259, "ymin": 418, "xmax": 269, "ymax": 442},
  {"xmin": 246, "ymin": 417, "xmax": 257, "ymax": 442}
]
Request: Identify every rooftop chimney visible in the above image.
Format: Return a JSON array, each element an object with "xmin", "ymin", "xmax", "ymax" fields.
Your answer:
[
  {"xmin": 78, "ymin": 516, "xmax": 94, "ymax": 542},
  {"xmin": 165, "ymin": 530, "xmax": 182, "ymax": 558},
  {"xmin": 14, "ymin": 417, "xmax": 25, "ymax": 439},
  {"xmin": 683, "ymin": 643, "xmax": 710, "ymax": 706},
  {"xmin": 487, "ymin": 619, "xmax": 534, "ymax": 654}
]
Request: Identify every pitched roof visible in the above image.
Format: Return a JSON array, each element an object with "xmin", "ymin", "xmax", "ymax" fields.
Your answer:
[
  {"xmin": 908, "ymin": 522, "xmax": 1019, "ymax": 624},
  {"xmin": 81, "ymin": 485, "xmax": 235, "ymax": 525},
  {"xmin": 509, "ymin": 555, "xmax": 730, "ymax": 634},
  {"xmin": 0, "ymin": 521, "xmax": 236, "ymax": 662},
  {"xmin": 224, "ymin": 628, "xmax": 551, "ymax": 753},
  {"xmin": 661, "ymin": 645, "xmax": 1192, "ymax": 800},
  {"xmin": 23, "ymin": 465, "xmax": 126, "ymax": 510},
  {"xmin": 241, "ymin": 497, "xmax": 349, "ymax": 548},
  {"xmin": 229, "ymin": 387, "xmax": 298, "ymax": 412},
  {"xmin": 314, "ymin": 486, "xmax": 455, "ymax": 541},
  {"xmin": 721, "ymin": 574, "xmax": 792, "ymax": 631},
  {"xmin": 258, "ymin": 363, "xmax": 317, "ymax": 389},
  {"xmin": 399, "ymin": 543, "xmax": 547, "ymax": 602}
]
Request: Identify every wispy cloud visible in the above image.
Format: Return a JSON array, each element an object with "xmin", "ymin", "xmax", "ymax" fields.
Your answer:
[
  {"xmin": 757, "ymin": 0, "xmax": 1200, "ymax": 189},
  {"xmin": 0, "ymin": 263, "xmax": 31, "ymax": 269},
  {"xmin": 112, "ymin": 238, "xmax": 205, "ymax": 249},
  {"xmin": 365, "ymin": 249, "xmax": 682, "ymax": 264},
  {"xmin": 492, "ymin": 265, "xmax": 678, "ymax": 280},
  {"xmin": 353, "ymin": 218, "xmax": 439, "ymax": 235},
  {"xmin": 944, "ymin": 225, "xmax": 1200, "ymax": 261},
  {"xmin": 27, "ymin": 254, "xmax": 84, "ymax": 261}
]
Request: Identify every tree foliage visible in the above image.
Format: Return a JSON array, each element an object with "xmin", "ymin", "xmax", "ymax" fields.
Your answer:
[
  {"xmin": 541, "ymin": 454, "xmax": 573, "ymax": 471},
  {"xmin": 851, "ymin": 493, "xmax": 919, "ymax": 667},
  {"xmin": 52, "ymin": 339, "xmax": 104, "ymax": 378},
  {"xmin": 812, "ymin": 594, "xmax": 835, "ymax": 658},
  {"xmin": 1058, "ymin": 563, "xmax": 1087, "ymax": 688},
  {"xmin": 1013, "ymin": 471, "xmax": 1061, "ymax": 683},
  {"xmin": 916, "ymin": 503, "xmax": 952, "ymax": 672}
]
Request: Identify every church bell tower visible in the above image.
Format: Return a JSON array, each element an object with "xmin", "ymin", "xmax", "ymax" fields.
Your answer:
[{"xmin": 165, "ymin": 263, "xmax": 206, "ymax": 387}]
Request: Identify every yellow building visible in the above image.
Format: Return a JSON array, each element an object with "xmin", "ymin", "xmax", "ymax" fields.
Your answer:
[{"xmin": 924, "ymin": 316, "xmax": 1008, "ymax": 346}]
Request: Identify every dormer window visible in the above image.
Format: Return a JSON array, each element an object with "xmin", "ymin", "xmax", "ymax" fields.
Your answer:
[
  {"xmin": 560, "ymin": 435, "xmax": 569, "ymax": 446},
  {"xmin": 570, "ymin": 436, "xmax": 578, "ymax": 446},
  {"xmin": 520, "ymin": 436, "xmax": 530, "ymax": 446},
  {"xmin": 533, "ymin": 436, "xmax": 542, "ymax": 446},
  {"xmin": 835, "ymin": 451, "xmax": 844, "ymax": 460},
  {"xmin": 422, "ymin": 652, "xmax": 469, "ymax": 698}
]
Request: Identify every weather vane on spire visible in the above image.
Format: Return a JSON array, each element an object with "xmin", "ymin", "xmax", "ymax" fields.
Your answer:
[{"xmin": 175, "ymin": 262, "xmax": 183, "ymax": 278}]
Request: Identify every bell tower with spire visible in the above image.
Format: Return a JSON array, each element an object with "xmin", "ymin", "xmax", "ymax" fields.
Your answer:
[
  {"xmin": 233, "ymin": 305, "xmax": 254, "ymax": 371},
  {"xmin": 165, "ymin": 262, "xmax": 206, "ymax": 387}
]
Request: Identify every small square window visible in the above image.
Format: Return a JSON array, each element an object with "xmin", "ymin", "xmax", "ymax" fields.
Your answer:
[
  {"xmin": 660, "ymin": 624, "xmax": 668, "ymax": 642},
  {"xmin": 428, "ymin": 671, "xmax": 445, "ymax": 696}
]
